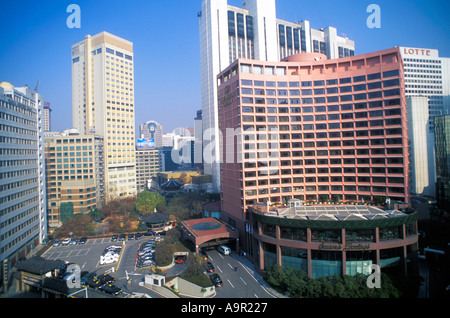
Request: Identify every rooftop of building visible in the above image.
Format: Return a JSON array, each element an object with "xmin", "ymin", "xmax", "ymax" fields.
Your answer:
[{"xmin": 249, "ymin": 199, "xmax": 412, "ymax": 222}]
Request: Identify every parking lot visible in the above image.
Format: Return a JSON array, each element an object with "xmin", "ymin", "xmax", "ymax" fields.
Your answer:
[{"xmin": 41, "ymin": 235, "xmax": 166, "ymax": 297}]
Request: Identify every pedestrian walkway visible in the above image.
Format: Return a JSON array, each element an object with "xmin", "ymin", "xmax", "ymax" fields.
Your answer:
[{"xmin": 231, "ymin": 253, "xmax": 287, "ymax": 298}]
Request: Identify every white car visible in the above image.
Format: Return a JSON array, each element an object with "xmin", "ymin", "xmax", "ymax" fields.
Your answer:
[{"xmin": 62, "ymin": 238, "xmax": 71, "ymax": 245}]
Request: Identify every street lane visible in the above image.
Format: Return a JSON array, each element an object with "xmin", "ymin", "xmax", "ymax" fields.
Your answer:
[{"xmin": 205, "ymin": 249, "xmax": 275, "ymax": 298}]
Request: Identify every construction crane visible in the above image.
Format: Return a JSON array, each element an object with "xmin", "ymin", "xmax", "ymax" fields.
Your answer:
[{"xmin": 34, "ymin": 80, "xmax": 40, "ymax": 93}]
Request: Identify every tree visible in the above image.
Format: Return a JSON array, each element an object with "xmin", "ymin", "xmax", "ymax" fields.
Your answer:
[
  {"xmin": 265, "ymin": 264, "xmax": 401, "ymax": 298},
  {"xmin": 55, "ymin": 214, "xmax": 94, "ymax": 237},
  {"xmin": 183, "ymin": 254, "xmax": 204, "ymax": 277},
  {"xmin": 154, "ymin": 239, "xmax": 174, "ymax": 267},
  {"xmin": 135, "ymin": 190, "xmax": 166, "ymax": 215}
]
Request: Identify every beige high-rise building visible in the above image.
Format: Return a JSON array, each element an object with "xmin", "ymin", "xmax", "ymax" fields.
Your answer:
[
  {"xmin": 71, "ymin": 31, "xmax": 137, "ymax": 201},
  {"xmin": 45, "ymin": 130, "xmax": 105, "ymax": 227}
]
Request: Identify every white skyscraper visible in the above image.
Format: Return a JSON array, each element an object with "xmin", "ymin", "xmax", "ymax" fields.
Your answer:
[
  {"xmin": 71, "ymin": 31, "xmax": 137, "ymax": 201},
  {"xmin": 199, "ymin": 0, "xmax": 356, "ymax": 192},
  {"xmin": 400, "ymin": 47, "xmax": 450, "ymax": 197},
  {"xmin": 1, "ymin": 82, "xmax": 47, "ymax": 285},
  {"xmin": 407, "ymin": 96, "xmax": 433, "ymax": 196}
]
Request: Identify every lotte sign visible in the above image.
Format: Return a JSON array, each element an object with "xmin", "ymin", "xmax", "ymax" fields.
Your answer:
[
  {"xmin": 403, "ymin": 48, "xmax": 430, "ymax": 56},
  {"xmin": 400, "ymin": 47, "xmax": 439, "ymax": 58}
]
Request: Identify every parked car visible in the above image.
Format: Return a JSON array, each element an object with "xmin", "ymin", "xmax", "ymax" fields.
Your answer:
[
  {"xmin": 53, "ymin": 240, "xmax": 62, "ymax": 247},
  {"xmin": 205, "ymin": 262, "xmax": 215, "ymax": 273},
  {"xmin": 78, "ymin": 237, "xmax": 87, "ymax": 244},
  {"xmin": 135, "ymin": 233, "xmax": 142, "ymax": 240},
  {"xmin": 62, "ymin": 238, "xmax": 71, "ymax": 245},
  {"xmin": 86, "ymin": 275, "xmax": 100, "ymax": 289},
  {"xmin": 128, "ymin": 234, "xmax": 134, "ymax": 240},
  {"xmin": 137, "ymin": 259, "xmax": 154, "ymax": 268},
  {"xmin": 118, "ymin": 234, "xmax": 126, "ymax": 241},
  {"xmin": 70, "ymin": 238, "xmax": 78, "ymax": 245},
  {"xmin": 111, "ymin": 235, "xmax": 118, "ymax": 242},
  {"xmin": 80, "ymin": 272, "xmax": 96, "ymax": 288},
  {"xmin": 99, "ymin": 284, "xmax": 122, "ymax": 295},
  {"xmin": 143, "ymin": 231, "xmax": 155, "ymax": 237},
  {"xmin": 210, "ymin": 274, "xmax": 223, "ymax": 287},
  {"xmin": 138, "ymin": 250, "xmax": 153, "ymax": 257},
  {"xmin": 97, "ymin": 273, "xmax": 115, "ymax": 285}
]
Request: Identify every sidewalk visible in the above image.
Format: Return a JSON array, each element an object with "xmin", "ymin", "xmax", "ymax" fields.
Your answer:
[{"xmin": 231, "ymin": 253, "xmax": 287, "ymax": 298}]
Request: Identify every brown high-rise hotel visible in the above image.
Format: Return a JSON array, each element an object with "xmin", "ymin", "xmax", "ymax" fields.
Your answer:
[{"xmin": 218, "ymin": 47, "xmax": 410, "ymax": 243}]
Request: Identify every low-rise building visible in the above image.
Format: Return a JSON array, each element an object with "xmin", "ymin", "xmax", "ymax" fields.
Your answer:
[
  {"xmin": 135, "ymin": 147, "xmax": 160, "ymax": 193},
  {"xmin": 246, "ymin": 201, "xmax": 419, "ymax": 278}
]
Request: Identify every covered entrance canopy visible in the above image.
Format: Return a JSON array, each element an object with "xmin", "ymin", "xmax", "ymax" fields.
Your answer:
[{"xmin": 180, "ymin": 217, "xmax": 239, "ymax": 254}]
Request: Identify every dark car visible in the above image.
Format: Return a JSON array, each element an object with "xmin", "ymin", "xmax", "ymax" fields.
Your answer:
[
  {"xmin": 143, "ymin": 231, "xmax": 155, "ymax": 237},
  {"xmin": 111, "ymin": 235, "xmax": 118, "ymax": 242},
  {"xmin": 80, "ymin": 272, "xmax": 96, "ymax": 287},
  {"xmin": 210, "ymin": 274, "xmax": 223, "ymax": 287},
  {"xmin": 205, "ymin": 262, "xmax": 215, "ymax": 273},
  {"xmin": 78, "ymin": 237, "xmax": 87, "ymax": 244},
  {"xmin": 135, "ymin": 233, "xmax": 142, "ymax": 240},
  {"xmin": 98, "ymin": 284, "xmax": 122, "ymax": 296},
  {"xmin": 118, "ymin": 234, "xmax": 126, "ymax": 241},
  {"xmin": 127, "ymin": 233, "xmax": 134, "ymax": 240},
  {"xmin": 98, "ymin": 273, "xmax": 115, "ymax": 285},
  {"xmin": 86, "ymin": 275, "xmax": 100, "ymax": 289}
]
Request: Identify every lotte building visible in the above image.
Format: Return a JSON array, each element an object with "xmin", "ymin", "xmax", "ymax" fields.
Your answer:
[{"xmin": 216, "ymin": 48, "xmax": 418, "ymax": 277}]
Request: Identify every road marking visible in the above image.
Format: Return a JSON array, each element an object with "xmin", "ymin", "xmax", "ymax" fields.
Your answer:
[
  {"xmin": 228, "ymin": 263, "xmax": 233, "ymax": 270},
  {"xmin": 227, "ymin": 279, "xmax": 234, "ymax": 288},
  {"xmin": 216, "ymin": 265, "xmax": 223, "ymax": 273},
  {"xmin": 240, "ymin": 277, "xmax": 247, "ymax": 285}
]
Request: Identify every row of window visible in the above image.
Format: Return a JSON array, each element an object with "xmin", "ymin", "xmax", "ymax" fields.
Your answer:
[
  {"xmin": 242, "ymin": 109, "xmax": 401, "ymax": 119},
  {"xmin": 241, "ymin": 90, "xmax": 400, "ymax": 105},
  {"xmin": 241, "ymin": 80, "xmax": 399, "ymax": 96},
  {"xmin": 244, "ymin": 167, "xmax": 404, "ymax": 177},
  {"xmin": 239, "ymin": 70, "xmax": 399, "ymax": 84},
  {"xmin": 239, "ymin": 99, "xmax": 401, "ymax": 115},
  {"xmin": 262, "ymin": 224, "xmax": 416, "ymax": 242}
]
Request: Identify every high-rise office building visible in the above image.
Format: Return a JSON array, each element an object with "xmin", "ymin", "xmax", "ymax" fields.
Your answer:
[
  {"xmin": 45, "ymin": 129, "xmax": 105, "ymax": 228},
  {"xmin": 434, "ymin": 115, "xmax": 450, "ymax": 211},
  {"xmin": 194, "ymin": 109, "xmax": 203, "ymax": 169},
  {"xmin": 0, "ymin": 82, "xmax": 47, "ymax": 287},
  {"xmin": 407, "ymin": 96, "xmax": 434, "ymax": 196},
  {"xmin": 71, "ymin": 31, "xmax": 137, "ymax": 201},
  {"xmin": 199, "ymin": 0, "xmax": 355, "ymax": 192},
  {"xmin": 43, "ymin": 102, "xmax": 52, "ymax": 132},
  {"xmin": 217, "ymin": 48, "xmax": 409, "ymax": 241},
  {"xmin": 139, "ymin": 120, "xmax": 163, "ymax": 148},
  {"xmin": 400, "ymin": 47, "xmax": 450, "ymax": 197}
]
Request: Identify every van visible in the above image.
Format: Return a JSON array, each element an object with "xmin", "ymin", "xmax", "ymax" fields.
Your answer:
[{"xmin": 218, "ymin": 245, "xmax": 231, "ymax": 255}]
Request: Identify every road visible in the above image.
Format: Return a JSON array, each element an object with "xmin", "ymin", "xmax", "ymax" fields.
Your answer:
[
  {"xmin": 204, "ymin": 250, "xmax": 275, "ymax": 298},
  {"xmin": 41, "ymin": 237, "xmax": 276, "ymax": 298}
]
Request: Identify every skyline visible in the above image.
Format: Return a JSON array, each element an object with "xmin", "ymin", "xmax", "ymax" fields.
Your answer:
[{"xmin": 1, "ymin": 0, "xmax": 449, "ymax": 134}]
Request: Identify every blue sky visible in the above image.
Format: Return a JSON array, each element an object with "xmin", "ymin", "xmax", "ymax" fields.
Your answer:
[{"xmin": 1, "ymin": 0, "xmax": 449, "ymax": 134}]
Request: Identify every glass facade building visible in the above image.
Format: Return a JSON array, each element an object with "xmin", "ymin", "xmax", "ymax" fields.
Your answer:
[
  {"xmin": 247, "ymin": 204, "xmax": 418, "ymax": 278},
  {"xmin": 435, "ymin": 115, "xmax": 450, "ymax": 211}
]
